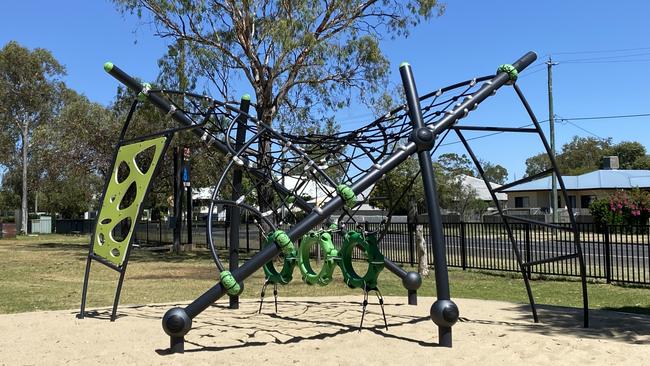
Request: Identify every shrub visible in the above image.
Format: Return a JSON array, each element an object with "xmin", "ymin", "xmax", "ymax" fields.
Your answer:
[{"xmin": 589, "ymin": 188, "xmax": 650, "ymax": 233}]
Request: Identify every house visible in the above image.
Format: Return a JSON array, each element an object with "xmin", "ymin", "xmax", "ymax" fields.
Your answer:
[
  {"xmin": 460, "ymin": 174, "xmax": 507, "ymax": 202},
  {"xmin": 503, "ymin": 157, "xmax": 650, "ymax": 213}
]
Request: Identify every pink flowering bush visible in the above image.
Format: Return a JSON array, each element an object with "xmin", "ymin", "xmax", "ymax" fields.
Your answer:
[{"xmin": 590, "ymin": 188, "xmax": 650, "ymax": 232}]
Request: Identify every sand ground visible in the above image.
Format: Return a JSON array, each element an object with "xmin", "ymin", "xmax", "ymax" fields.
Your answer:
[{"xmin": 1, "ymin": 296, "xmax": 648, "ymax": 365}]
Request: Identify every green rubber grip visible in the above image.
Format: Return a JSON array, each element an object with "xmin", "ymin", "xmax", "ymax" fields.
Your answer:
[{"xmin": 220, "ymin": 270, "xmax": 241, "ymax": 296}]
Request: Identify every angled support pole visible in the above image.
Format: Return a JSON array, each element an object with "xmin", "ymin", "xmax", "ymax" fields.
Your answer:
[
  {"xmin": 400, "ymin": 62, "xmax": 457, "ymax": 347},
  {"xmin": 229, "ymin": 94, "xmax": 251, "ymax": 309}
]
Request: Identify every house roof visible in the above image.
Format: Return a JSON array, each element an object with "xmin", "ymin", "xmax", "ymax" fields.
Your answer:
[
  {"xmin": 503, "ymin": 169, "xmax": 650, "ymax": 192},
  {"xmin": 460, "ymin": 175, "xmax": 507, "ymax": 201}
]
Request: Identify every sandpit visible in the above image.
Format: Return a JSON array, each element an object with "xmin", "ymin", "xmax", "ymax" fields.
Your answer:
[{"xmin": 1, "ymin": 296, "xmax": 648, "ymax": 365}]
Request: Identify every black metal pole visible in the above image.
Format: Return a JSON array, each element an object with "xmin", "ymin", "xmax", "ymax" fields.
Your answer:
[
  {"xmin": 173, "ymin": 147, "xmax": 182, "ymax": 253},
  {"xmin": 77, "ymin": 256, "xmax": 92, "ymax": 319},
  {"xmin": 455, "ymin": 130, "xmax": 539, "ymax": 323},
  {"xmin": 513, "ymin": 83, "xmax": 589, "ymax": 327},
  {"xmin": 400, "ymin": 62, "xmax": 457, "ymax": 347},
  {"xmin": 110, "ymin": 269, "xmax": 127, "ymax": 321},
  {"xmin": 229, "ymin": 95, "xmax": 251, "ymax": 309},
  {"xmin": 185, "ymin": 150, "xmax": 193, "ymax": 247}
]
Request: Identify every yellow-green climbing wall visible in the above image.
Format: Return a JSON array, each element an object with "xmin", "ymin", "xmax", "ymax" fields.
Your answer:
[{"xmin": 93, "ymin": 137, "xmax": 167, "ymax": 266}]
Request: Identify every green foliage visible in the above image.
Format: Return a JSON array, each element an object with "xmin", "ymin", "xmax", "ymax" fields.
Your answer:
[
  {"xmin": 480, "ymin": 160, "xmax": 508, "ymax": 184},
  {"xmin": 112, "ymin": 0, "xmax": 445, "ymax": 127},
  {"xmin": 437, "ymin": 153, "xmax": 473, "ymax": 176},
  {"xmin": 631, "ymin": 155, "xmax": 650, "ymax": 169},
  {"xmin": 524, "ymin": 152, "xmax": 551, "ymax": 177},
  {"xmin": 590, "ymin": 189, "xmax": 650, "ymax": 232},
  {"xmin": 588, "ymin": 198, "xmax": 623, "ymax": 231},
  {"xmin": 0, "ymin": 41, "xmax": 65, "ymax": 231},
  {"xmin": 112, "ymin": 0, "xmax": 445, "ymax": 224},
  {"xmin": 370, "ymin": 152, "xmax": 492, "ymax": 219},
  {"xmin": 611, "ymin": 141, "xmax": 646, "ymax": 169},
  {"xmin": 526, "ymin": 136, "xmax": 650, "ymax": 176}
]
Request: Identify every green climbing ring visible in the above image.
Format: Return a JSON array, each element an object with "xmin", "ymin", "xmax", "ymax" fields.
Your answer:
[
  {"xmin": 338, "ymin": 230, "xmax": 384, "ymax": 289},
  {"xmin": 262, "ymin": 231, "xmax": 297, "ymax": 285},
  {"xmin": 297, "ymin": 231, "xmax": 339, "ymax": 286}
]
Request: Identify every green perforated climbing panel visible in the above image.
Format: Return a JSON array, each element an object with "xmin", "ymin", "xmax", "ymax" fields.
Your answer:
[{"xmin": 93, "ymin": 137, "xmax": 168, "ymax": 266}]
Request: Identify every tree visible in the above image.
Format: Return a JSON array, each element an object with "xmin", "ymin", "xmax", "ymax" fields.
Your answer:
[
  {"xmin": 29, "ymin": 89, "xmax": 116, "ymax": 217},
  {"xmin": 525, "ymin": 136, "xmax": 612, "ymax": 176},
  {"xmin": 610, "ymin": 141, "xmax": 646, "ymax": 169},
  {"xmin": 525, "ymin": 136, "xmax": 650, "ymax": 177},
  {"xmin": 113, "ymin": 0, "xmax": 445, "ymax": 228},
  {"xmin": 370, "ymin": 152, "xmax": 493, "ymax": 216},
  {"xmin": 0, "ymin": 41, "xmax": 64, "ymax": 233},
  {"xmin": 524, "ymin": 152, "xmax": 550, "ymax": 177},
  {"xmin": 556, "ymin": 136, "xmax": 612, "ymax": 175},
  {"xmin": 631, "ymin": 155, "xmax": 650, "ymax": 170},
  {"xmin": 479, "ymin": 160, "xmax": 508, "ymax": 184},
  {"xmin": 437, "ymin": 153, "xmax": 473, "ymax": 176}
]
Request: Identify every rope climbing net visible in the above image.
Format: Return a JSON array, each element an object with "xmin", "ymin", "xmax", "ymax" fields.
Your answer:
[{"xmin": 141, "ymin": 75, "xmax": 494, "ymax": 274}]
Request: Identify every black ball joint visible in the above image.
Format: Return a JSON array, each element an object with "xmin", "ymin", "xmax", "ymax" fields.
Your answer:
[
  {"xmin": 402, "ymin": 271, "xmax": 422, "ymax": 291},
  {"xmin": 409, "ymin": 127, "xmax": 435, "ymax": 151},
  {"xmin": 162, "ymin": 307, "xmax": 192, "ymax": 337},
  {"xmin": 430, "ymin": 299, "xmax": 459, "ymax": 328}
]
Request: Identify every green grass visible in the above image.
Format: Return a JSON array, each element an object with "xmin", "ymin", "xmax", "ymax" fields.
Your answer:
[{"xmin": 0, "ymin": 234, "xmax": 649, "ymax": 315}]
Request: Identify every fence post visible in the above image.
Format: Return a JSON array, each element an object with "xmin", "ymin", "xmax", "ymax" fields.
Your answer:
[
  {"xmin": 460, "ymin": 222, "xmax": 467, "ymax": 270},
  {"xmin": 408, "ymin": 222, "xmax": 415, "ymax": 266},
  {"xmin": 604, "ymin": 225, "xmax": 611, "ymax": 283},
  {"xmin": 525, "ymin": 223, "xmax": 532, "ymax": 280}
]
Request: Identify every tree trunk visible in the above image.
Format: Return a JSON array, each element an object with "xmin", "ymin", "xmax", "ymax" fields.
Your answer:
[
  {"xmin": 256, "ymin": 108, "xmax": 275, "ymax": 236},
  {"xmin": 21, "ymin": 127, "xmax": 28, "ymax": 235},
  {"xmin": 408, "ymin": 198, "xmax": 428, "ymax": 276},
  {"xmin": 416, "ymin": 223, "xmax": 429, "ymax": 276}
]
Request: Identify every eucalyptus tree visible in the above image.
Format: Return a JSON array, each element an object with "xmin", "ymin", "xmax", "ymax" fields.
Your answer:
[
  {"xmin": 113, "ymin": 0, "xmax": 445, "ymax": 225},
  {"xmin": 0, "ymin": 41, "xmax": 65, "ymax": 233}
]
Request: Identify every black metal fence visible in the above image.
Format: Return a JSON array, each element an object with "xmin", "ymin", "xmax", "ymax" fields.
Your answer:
[{"xmin": 55, "ymin": 219, "xmax": 650, "ymax": 285}]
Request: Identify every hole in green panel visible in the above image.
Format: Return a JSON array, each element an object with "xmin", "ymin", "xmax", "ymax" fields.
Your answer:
[
  {"xmin": 117, "ymin": 161, "xmax": 130, "ymax": 183},
  {"xmin": 111, "ymin": 248, "xmax": 120, "ymax": 257},
  {"xmin": 111, "ymin": 217, "xmax": 132, "ymax": 242},
  {"xmin": 135, "ymin": 145, "xmax": 156, "ymax": 174},
  {"xmin": 352, "ymin": 244, "xmax": 369, "ymax": 277},
  {"xmin": 98, "ymin": 233, "xmax": 105, "ymax": 246},
  {"xmin": 119, "ymin": 182, "xmax": 137, "ymax": 210},
  {"xmin": 101, "ymin": 218, "xmax": 111, "ymax": 225}
]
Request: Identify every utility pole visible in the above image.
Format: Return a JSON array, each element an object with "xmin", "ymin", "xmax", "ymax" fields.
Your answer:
[{"xmin": 546, "ymin": 57, "xmax": 559, "ymax": 223}]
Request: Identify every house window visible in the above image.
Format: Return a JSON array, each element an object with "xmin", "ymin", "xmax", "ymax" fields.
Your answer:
[
  {"xmin": 515, "ymin": 196, "xmax": 529, "ymax": 208},
  {"xmin": 567, "ymin": 195, "xmax": 577, "ymax": 209},
  {"xmin": 580, "ymin": 195, "xmax": 597, "ymax": 209}
]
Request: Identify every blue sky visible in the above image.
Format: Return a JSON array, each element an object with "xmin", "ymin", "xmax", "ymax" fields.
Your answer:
[{"xmin": 2, "ymin": 1, "xmax": 650, "ymax": 181}]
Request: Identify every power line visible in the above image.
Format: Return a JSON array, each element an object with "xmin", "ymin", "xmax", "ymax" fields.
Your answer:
[
  {"xmin": 438, "ymin": 110, "xmax": 650, "ymax": 147},
  {"xmin": 556, "ymin": 52, "xmax": 650, "ymax": 63},
  {"xmin": 555, "ymin": 114, "xmax": 604, "ymax": 139},
  {"xmin": 561, "ymin": 59, "xmax": 650, "ymax": 64},
  {"xmin": 558, "ymin": 112, "xmax": 650, "ymax": 121},
  {"xmin": 551, "ymin": 46, "xmax": 650, "ymax": 55}
]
